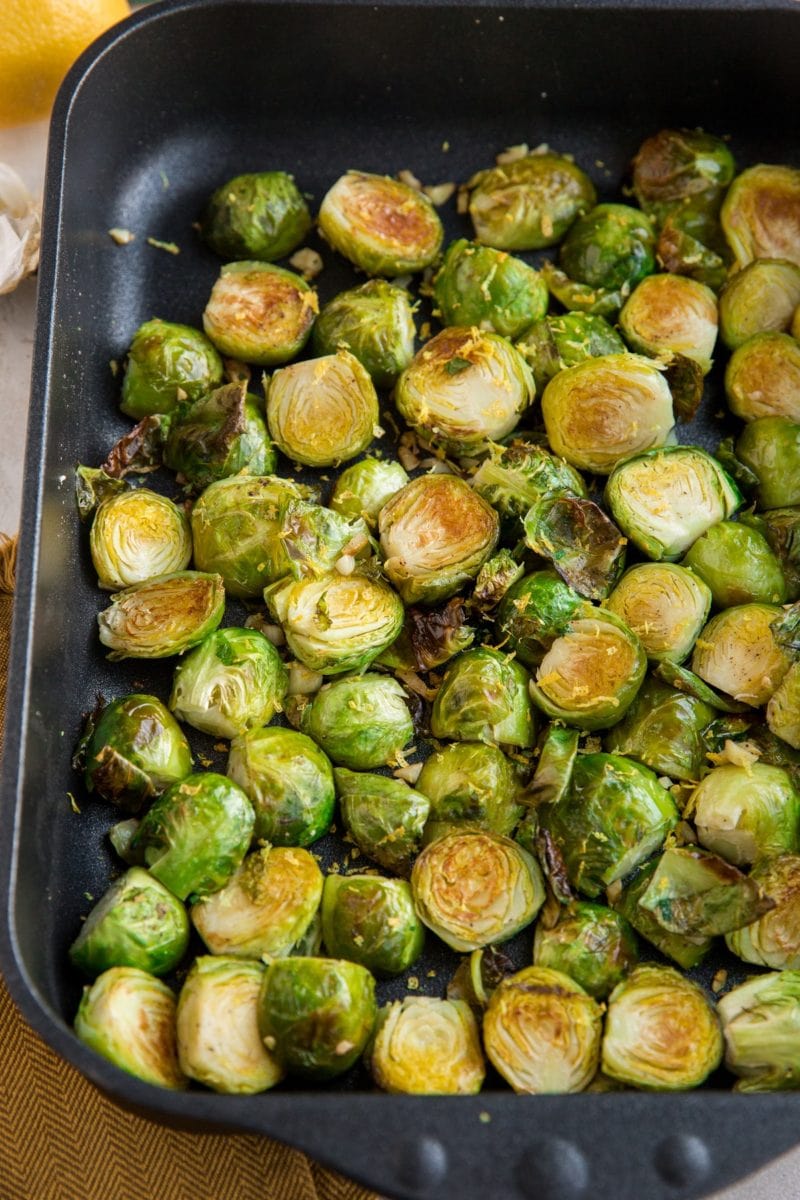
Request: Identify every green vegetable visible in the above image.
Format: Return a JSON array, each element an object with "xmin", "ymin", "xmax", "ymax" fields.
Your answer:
[
  {"xmin": 318, "ymin": 171, "xmax": 443, "ymax": 275},
  {"xmin": 533, "ymin": 901, "xmax": 638, "ymax": 999},
  {"xmin": 202, "ymin": 261, "xmax": 316, "ymax": 365},
  {"xmin": 200, "ymin": 171, "xmax": 311, "ymax": 261},
  {"xmin": 496, "ymin": 570, "xmax": 582, "ymax": 668},
  {"xmin": 433, "ymin": 238, "xmax": 548, "ymax": 338},
  {"xmin": 330, "ymin": 456, "xmax": 409, "ymax": 525},
  {"xmin": 69, "ymin": 868, "xmax": 189, "ymax": 977},
  {"xmin": 691, "ymin": 603, "xmax": 791, "ymax": 708},
  {"xmin": 619, "ymin": 273, "xmax": 718, "ymax": 373},
  {"xmin": 336, "ymin": 768, "xmax": 430, "ymax": 876},
  {"xmin": 604, "ymin": 677, "xmax": 715, "ymax": 782},
  {"xmin": 721, "ymin": 164, "xmax": 800, "ymax": 270},
  {"xmin": 523, "ymin": 495, "xmax": 627, "ymax": 600},
  {"xmin": 725, "ymin": 332, "xmax": 800, "ymax": 423},
  {"xmin": 299, "ymin": 674, "xmax": 413, "ymax": 769},
  {"xmin": 471, "ymin": 550, "xmax": 524, "ymax": 613},
  {"xmin": 90, "ymin": 488, "xmax": 191, "ymax": 590},
  {"xmin": 682, "ymin": 521, "xmax": 788, "ymax": 607},
  {"xmin": 605, "ymin": 563, "xmax": 711, "ymax": 663},
  {"xmin": 719, "ymin": 970, "xmax": 800, "ymax": 1091},
  {"xmin": 638, "ymin": 844, "xmax": 773, "ymax": 937},
  {"xmin": 313, "ymin": 280, "xmax": 416, "ymax": 388},
  {"xmin": 163, "ymin": 382, "xmax": 275, "ymax": 487},
  {"xmin": 430, "ymin": 648, "xmax": 535, "ymax": 748},
  {"xmin": 369, "ymin": 998, "xmax": 485, "ymax": 1094},
  {"xmin": 466, "ymin": 152, "xmax": 596, "ymax": 250},
  {"xmin": 97, "ymin": 571, "xmax": 225, "ymax": 661},
  {"xmin": 609, "ymin": 859, "xmax": 712, "ymax": 970},
  {"xmin": 227, "ymin": 726, "xmax": 334, "ymax": 847},
  {"xmin": 321, "ymin": 875, "xmax": 424, "ymax": 976},
  {"xmin": 416, "ymin": 741, "xmax": 524, "ymax": 844},
  {"xmin": 632, "ymin": 128, "xmax": 735, "ymax": 230},
  {"xmin": 719, "ymin": 258, "xmax": 800, "ymax": 349},
  {"xmin": 736, "ymin": 417, "xmax": 800, "ymax": 509},
  {"xmin": 726, "ymin": 855, "xmax": 800, "ymax": 969},
  {"xmin": 120, "ymin": 318, "xmax": 224, "ymax": 420},
  {"xmin": 170, "ymin": 627, "xmax": 288, "ymax": 739},
  {"xmin": 559, "ymin": 203, "xmax": 656, "ymax": 292},
  {"xmin": 515, "ymin": 311, "xmax": 625, "ymax": 393},
  {"xmin": 690, "ymin": 762, "xmax": 800, "ymax": 866},
  {"xmin": 767, "ymin": 662, "xmax": 800, "ymax": 749},
  {"xmin": 471, "ymin": 438, "xmax": 586, "ymax": 530}
]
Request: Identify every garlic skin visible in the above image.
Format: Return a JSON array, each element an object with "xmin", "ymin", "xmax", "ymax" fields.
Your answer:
[{"xmin": 0, "ymin": 163, "xmax": 41, "ymax": 295}]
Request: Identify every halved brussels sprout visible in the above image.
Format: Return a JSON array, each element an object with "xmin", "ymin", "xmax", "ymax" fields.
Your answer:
[
  {"xmin": 718, "ymin": 971, "xmax": 800, "ymax": 1091},
  {"xmin": 767, "ymin": 662, "xmax": 800, "ymax": 749},
  {"xmin": 559, "ymin": 203, "xmax": 656, "ymax": 293},
  {"xmin": 200, "ymin": 171, "xmax": 311, "ymax": 262},
  {"xmin": 529, "ymin": 604, "xmax": 647, "ymax": 731},
  {"xmin": 265, "ymin": 571, "xmax": 404, "ymax": 674},
  {"xmin": 90, "ymin": 488, "xmax": 192, "ymax": 590},
  {"xmin": 604, "ymin": 678, "xmax": 715, "ymax": 782},
  {"xmin": 605, "ymin": 445, "xmax": 741, "ymax": 560},
  {"xmin": 378, "ymin": 473, "xmax": 499, "ymax": 605},
  {"xmin": 177, "ymin": 956, "xmax": 284, "ymax": 1094},
  {"xmin": 719, "ymin": 258, "xmax": 800, "ymax": 349},
  {"xmin": 727, "ymin": 855, "xmax": 800, "ymax": 969},
  {"xmin": 335, "ymin": 767, "xmax": 430, "ymax": 876},
  {"xmin": 79, "ymin": 693, "xmax": 192, "ymax": 813},
  {"xmin": 721, "ymin": 164, "xmax": 800, "ymax": 269},
  {"xmin": 190, "ymin": 844, "xmax": 323, "ymax": 959},
  {"xmin": 227, "ymin": 726, "xmax": 334, "ymax": 847},
  {"xmin": 416, "ymin": 741, "xmax": 523, "ymax": 845},
  {"xmin": 682, "ymin": 522, "xmax": 788, "ymax": 607},
  {"xmin": 313, "ymin": 280, "xmax": 416, "ymax": 388},
  {"xmin": 471, "ymin": 439, "xmax": 586, "ymax": 527},
  {"xmin": 322, "ymin": 875, "xmax": 424, "ymax": 976},
  {"xmin": 318, "ymin": 171, "xmax": 443, "ymax": 275},
  {"xmin": 465, "ymin": 152, "xmax": 596, "ymax": 251},
  {"xmin": 533, "ymin": 901, "xmax": 638, "ymax": 999},
  {"xmin": 725, "ymin": 332, "xmax": 800, "ymax": 423},
  {"xmin": 299, "ymin": 674, "xmax": 413, "ymax": 768},
  {"xmin": 639, "ymin": 844, "xmax": 773, "ymax": 937},
  {"xmin": 609, "ymin": 859, "xmax": 712, "ymax": 970},
  {"xmin": 691, "ymin": 603, "xmax": 791, "ymax": 707},
  {"xmin": 163, "ymin": 382, "xmax": 275, "ymax": 487},
  {"xmin": 471, "ymin": 549, "xmax": 524, "ymax": 613},
  {"xmin": 496, "ymin": 570, "xmax": 582, "ymax": 669},
  {"xmin": 74, "ymin": 967, "xmax": 186, "ymax": 1089},
  {"xmin": 605, "ymin": 562, "xmax": 711, "ymax": 664},
  {"xmin": 736, "ymin": 417, "xmax": 800, "ymax": 509},
  {"xmin": 619, "ymin": 273, "xmax": 718, "ymax": 373},
  {"xmin": 541, "ymin": 354, "xmax": 675, "ymax": 476},
  {"xmin": 394, "ymin": 327, "xmax": 534, "ymax": 455},
  {"xmin": 97, "ymin": 571, "xmax": 225, "ymax": 661},
  {"xmin": 431, "ymin": 648, "xmax": 535, "ymax": 748},
  {"xmin": 69, "ymin": 868, "xmax": 189, "ymax": 978},
  {"xmin": 411, "ymin": 830, "xmax": 544, "ymax": 952},
  {"xmin": 330, "ymin": 456, "xmax": 409, "ymax": 525},
  {"xmin": 257, "ymin": 956, "xmax": 377, "ymax": 1079},
  {"xmin": 690, "ymin": 762, "xmax": 800, "ymax": 866},
  {"xmin": 266, "ymin": 350, "xmax": 379, "ymax": 467},
  {"xmin": 369, "ymin": 997, "xmax": 485, "ymax": 1094},
  {"xmin": 515, "ymin": 311, "xmax": 625, "ymax": 394},
  {"xmin": 433, "ymin": 238, "xmax": 548, "ymax": 338},
  {"xmin": 540, "ymin": 752, "xmax": 679, "ymax": 898},
  {"xmin": 483, "ymin": 965, "xmax": 602, "ymax": 1093},
  {"xmin": 120, "ymin": 318, "xmax": 224, "ymax": 420},
  {"xmin": 631, "ymin": 128, "xmax": 735, "ymax": 227},
  {"xmin": 602, "ymin": 964, "xmax": 722, "ymax": 1090},
  {"xmin": 203, "ymin": 261, "xmax": 316, "ymax": 365},
  {"xmin": 523, "ymin": 496, "xmax": 627, "ymax": 600}
]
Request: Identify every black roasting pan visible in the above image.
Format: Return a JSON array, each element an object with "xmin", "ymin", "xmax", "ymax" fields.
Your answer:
[{"xmin": 2, "ymin": 1, "xmax": 800, "ymax": 1197}]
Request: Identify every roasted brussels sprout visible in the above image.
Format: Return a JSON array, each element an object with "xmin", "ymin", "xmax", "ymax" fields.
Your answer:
[
  {"xmin": 203, "ymin": 261, "xmax": 316, "ymax": 365},
  {"xmin": 682, "ymin": 522, "xmax": 788, "ymax": 607},
  {"xmin": 369, "ymin": 997, "xmax": 485, "ymax": 1094},
  {"xmin": 190, "ymin": 845, "xmax": 323, "ymax": 959},
  {"xmin": 602, "ymin": 965, "xmax": 722, "ymax": 1090},
  {"xmin": 321, "ymin": 875, "xmax": 424, "ymax": 976},
  {"xmin": 605, "ymin": 445, "xmax": 741, "ymax": 560},
  {"xmin": 299, "ymin": 674, "xmax": 413, "ymax": 768},
  {"xmin": 416, "ymin": 741, "xmax": 523, "ymax": 844},
  {"xmin": 97, "ymin": 571, "xmax": 225, "ymax": 661},
  {"xmin": 69, "ymin": 868, "xmax": 189, "ymax": 978},
  {"xmin": 318, "ymin": 171, "xmax": 443, "ymax": 275},
  {"xmin": 257, "ymin": 956, "xmax": 377, "ymax": 1079},
  {"xmin": 74, "ymin": 967, "xmax": 186, "ymax": 1089},
  {"xmin": 690, "ymin": 762, "xmax": 800, "ymax": 866},
  {"xmin": 605, "ymin": 562, "xmax": 711, "ymax": 664},
  {"xmin": 525, "ymin": 723, "xmax": 580, "ymax": 810},
  {"xmin": 767, "ymin": 662, "xmax": 800, "ymax": 749},
  {"xmin": 200, "ymin": 171, "xmax": 311, "ymax": 262},
  {"xmin": 163, "ymin": 382, "xmax": 275, "ymax": 487},
  {"xmin": 719, "ymin": 258, "xmax": 800, "ymax": 350},
  {"xmin": 227, "ymin": 726, "xmax": 335, "ymax": 847},
  {"xmin": 411, "ymin": 830, "xmax": 544, "ymax": 952},
  {"xmin": 609, "ymin": 859, "xmax": 713, "ymax": 970},
  {"xmin": 120, "ymin": 318, "xmax": 224, "ymax": 420},
  {"xmin": 721, "ymin": 164, "xmax": 800, "ymax": 269},
  {"xmin": 691, "ymin": 603, "xmax": 791, "ymax": 707},
  {"xmin": 471, "ymin": 549, "xmax": 524, "ymax": 613},
  {"xmin": 559, "ymin": 203, "xmax": 656, "ymax": 292},
  {"xmin": 471, "ymin": 438, "xmax": 586, "ymax": 528},
  {"xmin": 639, "ymin": 844, "xmax": 772, "ymax": 937},
  {"xmin": 515, "ymin": 311, "xmax": 625, "ymax": 393},
  {"xmin": 619, "ymin": 273, "xmax": 718, "ymax": 373},
  {"xmin": 496, "ymin": 570, "xmax": 582, "ymax": 668},
  {"xmin": 604, "ymin": 678, "xmax": 715, "ymax": 782},
  {"xmin": 378, "ymin": 473, "xmax": 499, "ymax": 605},
  {"xmin": 266, "ymin": 350, "xmax": 379, "ymax": 467},
  {"xmin": 394, "ymin": 327, "xmax": 534, "ymax": 455},
  {"xmin": 718, "ymin": 971, "xmax": 800, "ymax": 1091},
  {"xmin": 79, "ymin": 693, "xmax": 192, "ymax": 813},
  {"xmin": 465, "ymin": 152, "xmax": 596, "ymax": 251},
  {"xmin": 313, "ymin": 280, "xmax": 416, "ymax": 388},
  {"xmin": 735, "ymin": 417, "xmax": 800, "ymax": 509},
  {"xmin": 742, "ymin": 507, "xmax": 800, "ymax": 601},
  {"xmin": 377, "ymin": 596, "xmax": 475, "ymax": 674},
  {"xmin": 431, "ymin": 648, "xmax": 535, "ymax": 748},
  {"xmin": 483, "ymin": 965, "xmax": 602, "ymax": 1094},
  {"xmin": 632, "ymin": 128, "xmax": 735, "ymax": 227},
  {"xmin": 336, "ymin": 768, "xmax": 430, "ymax": 876},
  {"xmin": 90, "ymin": 488, "xmax": 191, "ymax": 590},
  {"xmin": 533, "ymin": 901, "xmax": 638, "ymax": 999},
  {"xmin": 329, "ymin": 456, "xmax": 409, "ymax": 525},
  {"xmin": 523, "ymin": 496, "xmax": 627, "ymax": 600},
  {"xmin": 725, "ymin": 332, "xmax": 800, "ymax": 423},
  {"xmin": 433, "ymin": 239, "xmax": 548, "ymax": 338},
  {"xmin": 727, "ymin": 855, "xmax": 800, "ymax": 969}
]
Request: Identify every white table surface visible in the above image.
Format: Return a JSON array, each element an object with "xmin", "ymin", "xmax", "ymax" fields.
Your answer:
[{"xmin": 1, "ymin": 119, "xmax": 799, "ymax": 1200}]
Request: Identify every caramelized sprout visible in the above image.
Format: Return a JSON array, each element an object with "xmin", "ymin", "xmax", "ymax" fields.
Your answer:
[
  {"xmin": 638, "ymin": 844, "xmax": 773, "ymax": 937},
  {"xmin": 725, "ymin": 332, "xmax": 800, "ymax": 423},
  {"xmin": 721, "ymin": 164, "xmax": 800, "ymax": 269},
  {"xmin": 299, "ymin": 674, "xmax": 413, "ymax": 769},
  {"xmin": 609, "ymin": 859, "xmax": 712, "ymax": 970},
  {"xmin": 719, "ymin": 971, "xmax": 800, "ymax": 1091},
  {"xmin": 335, "ymin": 768, "xmax": 430, "ymax": 876},
  {"xmin": 619, "ymin": 273, "xmax": 718, "ymax": 373},
  {"xmin": 200, "ymin": 171, "xmax": 311, "ymax": 262},
  {"xmin": 632, "ymin": 128, "xmax": 735, "ymax": 226},
  {"xmin": 533, "ymin": 901, "xmax": 638, "ymax": 999},
  {"xmin": 330, "ymin": 456, "xmax": 409, "ymax": 525},
  {"xmin": 719, "ymin": 258, "xmax": 800, "ymax": 349},
  {"xmin": 318, "ymin": 170, "xmax": 443, "ymax": 275},
  {"xmin": 266, "ymin": 350, "xmax": 379, "ymax": 467},
  {"xmin": 433, "ymin": 238, "xmax": 548, "ymax": 338},
  {"xmin": 322, "ymin": 875, "xmax": 424, "ymax": 976},
  {"xmin": 604, "ymin": 677, "xmax": 715, "ymax": 782},
  {"xmin": 163, "ymin": 382, "xmax": 275, "ymax": 487},
  {"xmin": 170, "ymin": 627, "xmax": 288, "ymax": 739},
  {"xmin": 313, "ymin": 280, "xmax": 416, "ymax": 388},
  {"xmin": 767, "ymin": 661, "xmax": 800, "ymax": 750},
  {"xmin": 471, "ymin": 439, "xmax": 586, "ymax": 528},
  {"xmin": 559, "ymin": 203, "xmax": 656, "ymax": 292},
  {"xmin": 727, "ymin": 855, "xmax": 800, "ymax": 970},
  {"xmin": 466, "ymin": 152, "xmax": 596, "ymax": 251},
  {"xmin": 523, "ymin": 496, "xmax": 627, "ymax": 600},
  {"xmin": 416, "ymin": 741, "xmax": 523, "ymax": 845},
  {"xmin": 605, "ymin": 562, "xmax": 711, "ymax": 663},
  {"xmin": 97, "ymin": 571, "xmax": 225, "ymax": 661},
  {"xmin": 690, "ymin": 603, "xmax": 791, "ymax": 707},
  {"xmin": 430, "ymin": 648, "xmax": 536, "ymax": 748},
  {"xmin": 496, "ymin": 570, "xmax": 582, "ymax": 669},
  {"xmin": 515, "ymin": 311, "xmax": 625, "ymax": 394},
  {"xmin": 203, "ymin": 261, "xmax": 316, "ymax": 365},
  {"xmin": 90, "ymin": 488, "xmax": 192, "ymax": 590},
  {"xmin": 690, "ymin": 762, "xmax": 800, "ymax": 866},
  {"xmin": 369, "ymin": 998, "xmax": 485, "ymax": 1094}
]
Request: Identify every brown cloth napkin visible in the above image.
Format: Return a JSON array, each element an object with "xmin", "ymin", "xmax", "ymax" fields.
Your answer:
[{"xmin": 0, "ymin": 533, "xmax": 378, "ymax": 1200}]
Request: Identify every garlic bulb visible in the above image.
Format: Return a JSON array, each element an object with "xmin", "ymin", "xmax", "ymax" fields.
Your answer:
[{"xmin": 0, "ymin": 163, "xmax": 41, "ymax": 295}]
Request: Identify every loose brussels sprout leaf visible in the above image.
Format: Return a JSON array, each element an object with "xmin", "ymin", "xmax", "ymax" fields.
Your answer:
[
  {"xmin": 604, "ymin": 678, "xmax": 715, "ymax": 782},
  {"xmin": 540, "ymin": 753, "xmax": 678, "ymax": 898},
  {"xmin": 97, "ymin": 571, "xmax": 225, "ymax": 661},
  {"xmin": 523, "ymin": 495, "xmax": 627, "ymax": 600},
  {"xmin": 433, "ymin": 238, "xmax": 548, "ymax": 338},
  {"xmin": 736, "ymin": 417, "xmax": 800, "ymax": 509},
  {"xmin": 529, "ymin": 604, "xmax": 647, "ymax": 731},
  {"xmin": 767, "ymin": 662, "xmax": 800, "ymax": 750},
  {"xmin": 661, "ymin": 352, "xmax": 705, "ymax": 424},
  {"xmin": 690, "ymin": 762, "xmax": 800, "ymax": 866},
  {"xmin": 471, "ymin": 438, "xmax": 586, "ymax": 528},
  {"xmin": 265, "ymin": 571, "xmax": 404, "ymax": 674},
  {"xmin": 541, "ymin": 354, "xmax": 675, "ymax": 476},
  {"xmin": 322, "ymin": 875, "xmax": 424, "ymax": 976},
  {"xmin": 300, "ymin": 674, "xmax": 413, "ymax": 769},
  {"xmin": 721, "ymin": 164, "xmax": 800, "ymax": 270},
  {"xmin": 330, "ymin": 456, "xmax": 410, "ymax": 526},
  {"xmin": 726, "ymin": 855, "xmax": 800, "ymax": 970},
  {"xmin": 74, "ymin": 967, "xmax": 186, "ymax": 1090},
  {"xmin": 227, "ymin": 726, "xmax": 335, "ymax": 847},
  {"xmin": 682, "ymin": 521, "xmax": 788, "ymax": 608},
  {"xmin": 515, "ymin": 311, "xmax": 625, "ymax": 394},
  {"xmin": 90, "ymin": 488, "xmax": 192, "ymax": 591},
  {"xmin": 163, "ymin": 382, "xmax": 275, "ymax": 488},
  {"xmin": 496, "ymin": 570, "xmax": 583, "ymax": 669},
  {"xmin": 75, "ymin": 466, "xmax": 127, "ymax": 520},
  {"xmin": 395, "ymin": 327, "xmax": 534, "ymax": 456},
  {"xmin": 431, "ymin": 648, "xmax": 536, "ymax": 749},
  {"xmin": 69, "ymin": 868, "xmax": 189, "ymax": 978},
  {"xmin": 313, "ymin": 280, "xmax": 416, "ymax": 388},
  {"xmin": 201, "ymin": 172, "xmax": 311, "ymax": 262},
  {"xmin": 605, "ymin": 562, "xmax": 711, "ymax": 664},
  {"xmin": 379, "ymin": 473, "xmax": 499, "ymax": 606},
  {"xmin": 719, "ymin": 258, "xmax": 800, "ymax": 350},
  {"xmin": 411, "ymin": 830, "xmax": 544, "ymax": 952},
  {"xmin": 336, "ymin": 768, "xmax": 430, "ymax": 876},
  {"xmin": 619, "ymin": 273, "xmax": 718, "ymax": 374},
  {"xmin": 525, "ymin": 724, "xmax": 579, "ymax": 808},
  {"xmin": 169, "ymin": 626, "xmax": 288, "ymax": 739},
  {"xmin": 203, "ymin": 261, "xmax": 317, "ymax": 366},
  {"xmin": 631, "ymin": 128, "xmax": 735, "ymax": 227},
  {"xmin": 377, "ymin": 597, "xmax": 475, "ymax": 674},
  {"xmin": 718, "ymin": 970, "xmax": 800, "ymax": 1092},
  {"xmin": 533, "ymin": 901, "xmax": 639, "ymax": 999},
  {"xmin": 559, "ymin": 203, "xmax": 656, "ymax": 293},
  {"xmin": 541, "ymin": 260, "xmax": 625, "ymax": 318},
  {"xmin": 446, "ymin": 945, "xmax": 515, "ymax": 1011},
  {"xmin": 191, "ymin": 845, "xmax": 323, "ymax": 959},
  {"xmin": 656, "ymin": 210, "xmax": 729, "ymax": 292},
  {"xmin": 319, "ymin": 170, "xmax": 443, "ymax": 275},
  {"xmin": 416, "ymin": 741, "xmax": 524, "ymax": 844},
  {"xmin": 369, "ymin": 997, "xmax": 485, "ymax": 1094},
  {"xmin": 465, "ymin": 152, "xmax": 596, "ymax": 251},
  {"xmin": 605, "ymin": 445, "xmax": 741, "ymax": 561},
  {"xmin": 177, "ymin": 956, "xmax": 284, "ymax": 1094},
  {"xmin": 266, "ymin": 350, "xmax": 379, "ymax": 467},
  {"xmin": 120, "ymin": 318, "xmax": 225, "ymax": 420},
  {"xmin": 639, "ymin": 845, "xmax": 773, "ymax": 937},
  {"xmin": 602, "ymin": 964, "xmax": 723, "ymax": 1090},
  {"xmin": 483, "ymin": 965, "xmax": 602, "ymax": 1094},
  {"xmin": 654, "ymin": 659, "xmax": 748, "ymax": 714},
  {"xmin": 257, "ymin": 956, "xmax": 377, "ymax": 1079},
  {"xmin": 471, "ymin": 549, "xmax": 524, "ymax": 614},
  {"xmin": 100, "ymin": 412, "xmax": 170, "ymax": 479},
  {"xmin": 609, "ymin": 859, "xmax": 713, "ymax": 969},
  {"xmin": 726, "ymin": 332, "xmax": 800, "ymax": 424},
  {"xmin": 80, "ymin": 693, "xmax": 192, "ymax": 813},
  {"xmin": 691, "ymin": 603, "xmax": 791, "ymax": 708},
  {"xmin": 743, "ymin": 507, "xmax": 800, "ymax": 601}
]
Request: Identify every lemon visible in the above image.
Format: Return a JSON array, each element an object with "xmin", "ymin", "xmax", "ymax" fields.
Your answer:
[{"xmin": 0, "ymin": 0, "xmax": 130, "ymax": 127}]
